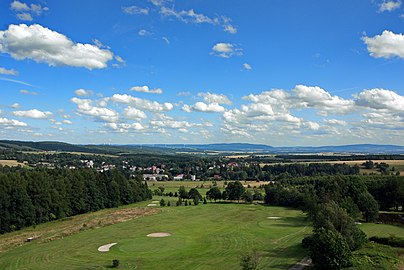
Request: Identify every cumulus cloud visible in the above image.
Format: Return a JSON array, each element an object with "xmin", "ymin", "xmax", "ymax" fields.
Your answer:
[
  {"xmin": 110, "ymin": 94, "xmax": 174, "ymax": 112},
  {"xmin": 0, "ymin": 24, "xmax": 114, "ymax": 69},
  {"xmin": 177, "ymin": 91, "xmax": 191, "ymax": 96},
  {"xmin": 62, "ymin": 120, "xmax": 72, "ymax": 125},
  {"xmin": 122, "ymin": 6, "xmax": 149, "ymax": 15},
  {"xmin": 0, "ymin": 67, "xmax": 18, "ymax": 75},
  {"xmin": 20, "ymin": 89, "xmax": 38, "ymax": 95},
  {"xmin": 211, "ymin": 43, "xmax": 242, "ymax": 58},
  {"xmin": 123, "ymin": 107, "xmax": 147, "ymax": 120},
  {"xmin": 292, "ymin": 85, "xmax": 355, "ymax": 115},
  {"xmin": 183, "ymin": 102, "xmax": 225, "ymax": 113},
  {"xmin": 74, "ymin": 89, "xmax": 92, "ymax": 97},
  {"xmin": 106, "ymin": 122, "xmax": 145, "ymax": 132},
  {"xmin": 130, "ymin": 85, "xmax": 163, "ymax": 94},
  {"xmin": 363, "ymin": 30, "xmax": 404, "ymax": 59},
  {"xmin": 355, "ymin": 88, "xmax": 404, "ymax": 112},
  {"xmin": 379, "ymin": 1, "xmax": 401, "ymax": 12},
  {"xmin": 198, "ymin": 92, "xmax": 232, "ymax": 105},
  {"xmin": 10, "ymin": 103, "xmax": 20, "ymax": 108},
  {"xmin": 13, "ymin": 109, "xmax": 52, "ymax": 119},
  {"xmin": 0, "ymin": 117, "xmax": 27, "ymax": 127},
  {"xmin": 71, "ymin": 97, "xmax": 119, "ymax": 122}
]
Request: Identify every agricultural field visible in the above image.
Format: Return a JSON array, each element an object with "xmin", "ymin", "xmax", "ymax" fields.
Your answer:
[
  {"xmin": 0, "ymin": 160, "xmax": 25, "ymax": 167},
  {"xmin": 0, "ymin": 202, "xmax": 311, "ymax": 270}
]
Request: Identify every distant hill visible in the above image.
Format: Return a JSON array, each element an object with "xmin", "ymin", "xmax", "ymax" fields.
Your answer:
[{"xmin": 0, "ymin": 140, "xmax": 403, "ymax": 154}]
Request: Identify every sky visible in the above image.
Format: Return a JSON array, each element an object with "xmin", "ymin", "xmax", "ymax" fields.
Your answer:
[{"xmin": 0, "ymin": 0, "xmax": 403, "ymax": 146}]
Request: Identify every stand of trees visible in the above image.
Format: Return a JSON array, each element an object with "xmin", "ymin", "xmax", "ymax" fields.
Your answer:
[{"xmin": 0, "ymin": 166, "xmax": 152, "ymax": 234}]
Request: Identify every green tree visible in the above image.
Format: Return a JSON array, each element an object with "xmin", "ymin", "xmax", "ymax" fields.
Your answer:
[
  {"xmin": 240, "ymin": 250, "xmax": 259, "ymax": 270},
  {"xmin": 309, "ymin": 228, "xmax": 352, "ymax": 269},
  {"xmin": 178, "ymin": 186, "xmax": 188, "ymax": 199},
  {"xmin": 242, "ymin": 190, "xmax": 253, "ymax": 203},
  {"xmin": 206, "ymin": 186, "xmax": 222, "ymax": 202},
  {"xmin": 226, "ymin": 181, "xmax": 245, "ymax": 202}
]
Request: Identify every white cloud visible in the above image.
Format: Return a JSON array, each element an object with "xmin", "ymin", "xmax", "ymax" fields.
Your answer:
[
  {"xmin": 355, "ymin": 88, "xmax": 404, "ymax": 112},
  {"xmin": 0, "ymin": 117, "xmax": 27, "ymax": 127},
  {"xmin": 13, "ymin": 109, "xmax": 52, "ymax": 119},
  {"xmin": 71, "ymin": 97, "xmax": 119, "ymax": 122},
  {"xmin": 363, "ymin": 30, "xmax": 404, "ymax": 59},
  {"xmin": 110, "ymin": 94, "xmax": 174, "ymax": 112},
  {"xmin": 74, "ymin": 89, "xmax": 92, "ymax": 97},
  {"xmin": 159, "ymin": 5, "xmax": 237, "ymax": 34},
  {"xmin": 0, "ymin": 24, "xmax": 114, "ymax": 69},
  {"xmin": 292, "ymin": 85, "xmax": 355, "ymax": 115},
  {"xmin": 16, "ymin": 13, "xmax": 33, "ymax": 21},
  {"xmin": 10, "ymin": 1, "xmax": 49, "ymax": 21},
  {"xmin": 122, "ymin": 6, "xmax": 149, "ymax": 15},
  {"xmin": 10, "ymin": 103, "xmax": 20, "ymax": 108},
  {"xmin": 177, "ymin": 91, "xmax": 191, "ymax": 96},
  {"xmin": 243, "ymin": 63, "xmax": 252, "ymax": 71},
  {"xmin": 0, "ymin": 67, "xmax": 18, "ymax": 75},
  {"xmin": 62, "ymin": 120, "xmax": 72, "ymax": 125},
  {"xmin": 304, "ymin": 121, "xmax": 321, "ymax": 130},
  {"xmin": 138, "ymin": 29, "xmax": 151, "ymax": 36},
  {"xmin": 106, "ymin": 122, "xmax": 145, "ymax": 132},
  {"xmin": 198, "ymin": 92, "xmax": 232, "ymax": 105},
  {"xmin": 379, "ymin": 1, "xmax": 401, "ymax": 12},
  {"xmin": 211, "ymin": 43, "xmax": 242, "ymax": 58},
  {"xmin": 162, "ymin": 37, "xmax": 170, "ymax": 44},
  {"xmin": 224, "ymin": 25, "xmax": 237, "ymax": 34},
  {"xmin": 324, "ymin": 119, "xmax": 347, "ymax": 126},
  {"xmin": 123, "ymin": 107, "xmax": 147, "ymax": 120},
  {"xmin": 183, "ymin": 102, "xmax": 225, "ymax": 113},
  {"xmin": 20, "ymin": 89, "xmax": 38, "ymax": 95},
  {"xmin": 130, "ymin": 85, "xmax": 163, "ymax": 94}
]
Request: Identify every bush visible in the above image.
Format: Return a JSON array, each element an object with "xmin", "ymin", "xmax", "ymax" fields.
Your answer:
[
  {"xmin": 301, "ymin": 235, "xmax": 314, "ymax": 248},
  {"xmin": 240, "ymin": 250, "xmax": 259, "ymax": 270},
  {"xmin": 112, "ymin": 259, "xmax": 120, "ymax": 268},
  {"xmin": 159, "ymin": 199, "xmax": 166, "ymax": 207},
  {"xmin": 369, "ymin": 236, "xmax": 404, "ymax": 248}
]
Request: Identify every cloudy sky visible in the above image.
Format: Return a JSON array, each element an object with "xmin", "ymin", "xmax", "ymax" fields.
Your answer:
[{"xmin": 0, "ymin": 0, "xmax": 403, "ymax": 146}]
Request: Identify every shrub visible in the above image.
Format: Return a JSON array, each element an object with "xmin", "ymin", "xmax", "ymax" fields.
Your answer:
[
  {"xmin": 112, "ymin": 259, "xmax": 120, "ymax": 268},
  {"xmin": 369, "ymin": 236, "xmax": 404, "ymax": 248}
]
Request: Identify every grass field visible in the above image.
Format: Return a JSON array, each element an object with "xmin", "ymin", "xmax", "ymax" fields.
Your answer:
[{"xmin": 0, "ymin": 203, "xmax": 310, "ymax": 270}]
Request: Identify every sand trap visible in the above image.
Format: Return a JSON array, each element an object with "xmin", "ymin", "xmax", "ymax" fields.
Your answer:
[
  {"xmin": 147, "ymin": 203, "xmax": 157, "ymax": 206},
  {"xmin": 98, "ymin": 243, "xmax": 117, "ymax": 252},
  {"xmin": 152, "ymin": 201, "xmax": 159, "ymax": 203},
  {"xmin": 147, "ymin": 232, "xmax": 171, "ymax": 238},
  {"xmin": 267, "ymin": 216, "xmax": 282, "ymax": 220}
]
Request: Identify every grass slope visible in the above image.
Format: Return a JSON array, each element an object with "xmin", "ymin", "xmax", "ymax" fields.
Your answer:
[{"xmin": 0, "ymin": 204, "xmax": 309, "ymax": 270}]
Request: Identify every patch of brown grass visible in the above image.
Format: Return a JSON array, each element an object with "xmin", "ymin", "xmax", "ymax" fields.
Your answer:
[
  {"xmin": 0, "ymin": 206, "xmax": 158, "ymax": 253},
  {"xmin": 0, "ymin": 160, "xmax": 25, "ymax": 167}
]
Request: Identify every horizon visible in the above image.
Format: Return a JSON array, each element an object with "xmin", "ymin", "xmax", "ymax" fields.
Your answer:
[{"xmin": 0, "ymin": 1, "xmax": 403, "ymax": 146}]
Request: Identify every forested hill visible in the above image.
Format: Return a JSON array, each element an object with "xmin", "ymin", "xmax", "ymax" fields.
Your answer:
[{"xmin": 1, "ymin": 140, "xmax": 404, "ymax": 154}]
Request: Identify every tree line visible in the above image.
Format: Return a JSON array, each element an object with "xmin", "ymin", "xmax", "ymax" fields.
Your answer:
[{"xmin": 0, "ymin": 166, "xmax": 152, "ymax": 234}]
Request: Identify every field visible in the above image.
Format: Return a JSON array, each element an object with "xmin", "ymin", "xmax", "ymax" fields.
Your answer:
[
  {"xmin": 0, "ymin": 160, "xmax": 25, "ymax": 167},
  {"xmin": 0, "ymin": 202, "xmax": 311, "ymax": 270}
]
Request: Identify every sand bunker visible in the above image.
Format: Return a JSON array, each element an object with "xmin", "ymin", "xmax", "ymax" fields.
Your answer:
[
  {"xmin": 147, "ymin": 203, "xmax": 157, "ymax": 207},
  {"xmin": 98, "ymin": 243, "xmax": 117, "ymax": 252},
  {"xmin": 147, "ymin": 232, "xmax": 171, "ymax": 238},
  {"xmin": 267, "ymin": 217, "xmax": 282, "ymax": 220},
  {"xmin": 152, "ymin": 201, "xmax": 159, "ymax": 203}
]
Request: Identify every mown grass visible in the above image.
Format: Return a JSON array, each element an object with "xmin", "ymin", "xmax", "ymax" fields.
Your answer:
[{"xmin": 0, "ymin": 203, "xmax": 310, "ymax": 270}]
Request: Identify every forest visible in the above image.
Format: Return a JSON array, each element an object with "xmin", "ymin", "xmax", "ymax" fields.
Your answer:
[{"xmin": 0, "ymin": 166, "xmax": 152, "ymax": 234}]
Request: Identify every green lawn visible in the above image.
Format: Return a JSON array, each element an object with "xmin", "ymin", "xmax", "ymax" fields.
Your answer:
[{"xmin": 0, "ymin": 203, "xmax": 309, "ymax": 270}]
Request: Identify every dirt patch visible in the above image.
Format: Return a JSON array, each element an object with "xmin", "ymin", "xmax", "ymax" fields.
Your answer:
[
  {"xmin": 147, "ymin": 232, "xmax": 171, "ymax": 238},
  {"xmin": 98, "ymin": 243, "xmax": 117, "ymax": 252},
  {"xmin": 0, "ymin": 207, "xmax": 158, "ymax": 253},
  {"xmin": 0, "ymin": 160, "xmax": 25, "ymax": 167}
]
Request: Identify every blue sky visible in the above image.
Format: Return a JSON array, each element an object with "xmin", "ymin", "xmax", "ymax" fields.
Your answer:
[{"xmin": 0, "ymin": 0, "xmax": 403, "ymax": 146}]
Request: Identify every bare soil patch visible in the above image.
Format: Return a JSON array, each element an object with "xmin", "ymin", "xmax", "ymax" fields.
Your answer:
[
  {"xmin": 147, "ymin": 232, "xmax": 171, "ymax": 237},
  {"xmin": 0, "ymin": 160, "xmax": 25, "ymax": 167},
  {"xmin": 98, "ymin": 243, "xmax": 117, "ymax": 252}
]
